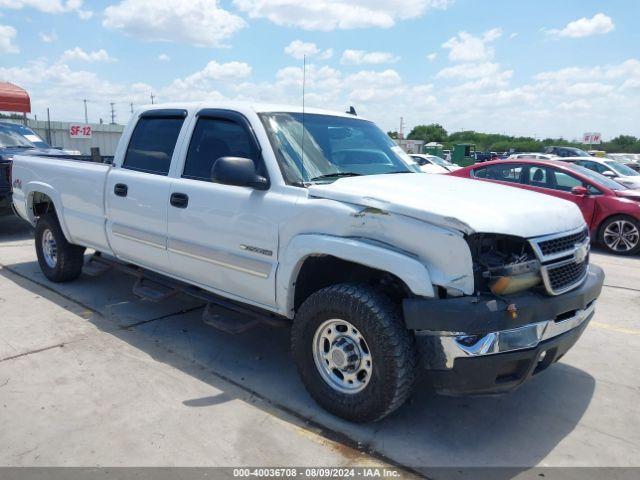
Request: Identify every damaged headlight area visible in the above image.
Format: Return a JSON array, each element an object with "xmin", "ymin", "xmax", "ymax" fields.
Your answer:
[{"xmin": 466, "ymin": 233, "xmax": 542, "ymax": 295}]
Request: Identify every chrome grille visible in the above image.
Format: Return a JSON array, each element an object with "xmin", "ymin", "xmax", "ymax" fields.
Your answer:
[
  {"xmin": 530, "ymin": 227, "xmax": 590, "ymax": 295},
  {"xmin": 546, "ymin": 258, "xmax": 588, "ymax": 293},
  {"xmin": 537, "ymin": 228, "xmax": 588, "ymax": 257}
]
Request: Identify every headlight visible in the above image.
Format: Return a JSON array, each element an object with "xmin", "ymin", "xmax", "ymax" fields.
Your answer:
[
  {"xmin": 489, "ymin": 260, "xmax": 542, "ymax": 295},
  {"xmin": 467, "ymin": 233, "xmax": 542, "ymax": 295}
]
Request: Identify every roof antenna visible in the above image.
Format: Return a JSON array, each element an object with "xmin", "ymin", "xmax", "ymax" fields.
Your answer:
[
  {"xmin": 346, "ymin": 106, "xmax": 357, "ymax": 116},
  {"xmin": 300, "ymin": 54, "xmax": 307, "ymax": 183}
]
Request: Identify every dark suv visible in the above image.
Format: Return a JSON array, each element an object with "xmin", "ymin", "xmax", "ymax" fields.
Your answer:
[
  {"xmin": 543, "ymin": 146, "xmax": 591, "ymax": 157},
  {"xmin": 0, "ymin": 121, "xmax": 63, "ymax": 216}
]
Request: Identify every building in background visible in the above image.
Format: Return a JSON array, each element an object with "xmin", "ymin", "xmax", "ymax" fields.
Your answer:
[
  {"xmin": 2, "ymin": 118, "xmax": 123, "ymax": 156},
  {"xmin": 395, "ymin": 139, "xmax": 425, "ymax": 154}
]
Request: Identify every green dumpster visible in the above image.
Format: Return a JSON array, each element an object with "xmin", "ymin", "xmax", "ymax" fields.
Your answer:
[{"xmin": 451, "ymin": 143, "xmax": 476, "ymax": 167}]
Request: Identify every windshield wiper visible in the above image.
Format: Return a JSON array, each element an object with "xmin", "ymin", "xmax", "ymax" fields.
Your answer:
[
  {"xmin": 309, "ymin": 172, "xmax": 362, "ymax": 182},
  {"xmin": 8, "ymin": 145, "xmax": 35, "ymax": 149}
]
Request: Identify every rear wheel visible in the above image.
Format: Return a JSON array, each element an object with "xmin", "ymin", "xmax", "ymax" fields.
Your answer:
[
  {"xmin": 35, "ymin": 213, "xmax": 85, "ymax": 282},
  {"xmin": 598, "ymin": 215, "xmax": 640, "ymax": 255},
  {"xmin": 292, "ymin": 283, "xmax": 417, "ymax": 423}
]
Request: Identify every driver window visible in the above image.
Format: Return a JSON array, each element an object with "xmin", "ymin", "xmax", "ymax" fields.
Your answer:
[
  {"xmin": 183, "ymin": 117, "xmax": 259, "ymax": 182},
  {"xmin": 552, "ymin": 170, "xmax": 583, "ymax": 192}
]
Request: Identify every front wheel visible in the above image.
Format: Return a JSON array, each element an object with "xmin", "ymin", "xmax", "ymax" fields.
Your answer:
[
  {"xmin": 598, "ymin": 215, "xmax": 640, "ymax": 255},
  {"xmin": 291, "ymin": 283, "xmax": 418, "ymax": 423},
  {"xmin": 35, "ymin": 213, "xmax": 85, "ymax": 282}
]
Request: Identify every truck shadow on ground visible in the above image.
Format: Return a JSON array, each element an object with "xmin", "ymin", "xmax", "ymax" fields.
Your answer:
[
  {"xmin": 1, "ymin": 260, "xmax": 596, "ymax": 477},
  {"xmin": 0, "ymin": 215, "xmax": 33, "ymax": 242}
]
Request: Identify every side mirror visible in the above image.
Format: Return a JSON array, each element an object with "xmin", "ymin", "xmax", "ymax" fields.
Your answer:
[
  {"xmin": 602, "ymin": 170, "xmax": 616, "ymax": 178},
  {"xmin": 211, "ymin": 157, "xmax": 269, "ymax": 190},
  {"xmin": 571, "ymin": 186, "xmax": 588, "ymax": 196}
]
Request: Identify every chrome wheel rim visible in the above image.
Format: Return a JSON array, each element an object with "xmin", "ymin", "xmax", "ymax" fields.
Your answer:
[
  {"xmin": 312, "ymin": 319, "xmax": 373, "ymax": 394},
  {"xmin": 604, "ymin": 220, "xmax": 639, "ymax": 252},
  {"xmin": 41, "ymin": 229, "xmax": 58, "ymax": 268}
]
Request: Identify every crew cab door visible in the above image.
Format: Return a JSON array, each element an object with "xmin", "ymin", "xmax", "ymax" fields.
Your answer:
[
  {"xmin": 166, "ymin": 109, "xmax": 279, "ymax": 307},
  {"xmin": 106, "ymin": 109, "xmax": 187, "ymax": 271}
]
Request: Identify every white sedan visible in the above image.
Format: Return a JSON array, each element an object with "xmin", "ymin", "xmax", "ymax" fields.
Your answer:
[
  {"xmin": 559, "ymin": 156, "xmax": 640, "ymax": 190},
  {"xmin": 508, "ymin": 153, "xmax": 558, "ymax": 160},
  {"xmin": 410, "ymin": 154, "xmax": 461, "ymax": 174}
]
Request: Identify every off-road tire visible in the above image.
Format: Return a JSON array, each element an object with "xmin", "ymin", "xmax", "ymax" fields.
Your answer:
[
  {"xmin": 292, "ymin": 283, "xmax": 418, "ymax": 422},
  {"xmin": 35, "ymin": 213, "xmax": 85, "ymax": 282},
  {"xmin": 598, "ymin": 215, "xmax": 640, "ymax": 256}
]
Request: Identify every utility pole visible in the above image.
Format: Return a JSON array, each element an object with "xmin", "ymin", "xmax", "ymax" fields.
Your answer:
[
  {"xmin": 110, "ymin": 102, "xmax": 116, "ymax": 124},
  {"xmin": 150, "ymin": 93, "xmax": 156, "ymax": 104},
  {"xmin": 46, "ymin": 108, "xmax": 52, "ymax": 145},
  {"xmin": 83, "ymin": 99, "xmax": 88, "ymax": 124},
  {"xmin": 399, "ymin": 117, "xmax": 405, "ymax": 139},
  {"xmin": 130, "ymin": 102, "xmax": 134, "ymax": 114}
]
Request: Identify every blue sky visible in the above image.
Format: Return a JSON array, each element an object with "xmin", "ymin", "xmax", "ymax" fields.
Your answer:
[{"xmin": 1, "ymin": 0, "xmax": 639, "ymax": 140}]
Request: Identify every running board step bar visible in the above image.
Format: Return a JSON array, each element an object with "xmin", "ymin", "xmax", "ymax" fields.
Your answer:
[
  {"xmin": 132, "ymin": 277, "xmax": 180, "ymax": 302},
  {"xmin": 85, "ymin": 252, "xmax": 290, "ymax": 332},
  {"xmin": 83, "ymin": 253, "xmax": 113, "ymax": 277}
]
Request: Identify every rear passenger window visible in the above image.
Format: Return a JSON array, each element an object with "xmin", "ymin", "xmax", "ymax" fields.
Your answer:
[
  {"xmin": 123, "ymin": 117, "xmax": 185, "ymax": 175},
  {"xmin": 183, "ymin": 117, "xmax": 259, "ymax": 182},
  {"xmin": 474, "ymin": 164, "xmax": 523, "ymax": 183}
]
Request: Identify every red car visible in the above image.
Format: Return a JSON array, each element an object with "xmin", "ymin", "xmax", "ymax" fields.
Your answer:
[{"xmin": 450, "ymin": 159, "xmax": 640, "ymax": 255}]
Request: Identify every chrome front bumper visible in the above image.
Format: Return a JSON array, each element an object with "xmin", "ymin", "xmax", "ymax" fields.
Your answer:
[{"xmin": 429, "ymin": 301, "xmax": 595, "ymax": 369}]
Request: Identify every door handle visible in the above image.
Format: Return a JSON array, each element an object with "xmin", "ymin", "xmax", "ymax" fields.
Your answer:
[
  {"xmin": 170, "ymin": 192, "xmax": 189, "ymax": 208},
  {"xmin": 114, "ymin": 183, "xmax": 128, "ymax": 197}
]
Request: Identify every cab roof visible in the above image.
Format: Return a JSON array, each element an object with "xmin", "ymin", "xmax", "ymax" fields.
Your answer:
[{"xmin": 135, "ymin": 101, "xmax": 368, "ymax": 121}]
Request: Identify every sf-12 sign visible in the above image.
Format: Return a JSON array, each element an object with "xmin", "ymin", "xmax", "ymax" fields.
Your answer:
[
  {"xmin": 582, "ymin": 132, "xmax": 601, "ymax": 145},
  {"xmin": 69, "ymin": 124, "xmax": 92, "ymax": 139}
]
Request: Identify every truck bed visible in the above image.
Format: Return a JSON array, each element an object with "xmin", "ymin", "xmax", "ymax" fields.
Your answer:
[{"xmin": 12, "ymin": 154, "xmax": 112, "ymax": 252}]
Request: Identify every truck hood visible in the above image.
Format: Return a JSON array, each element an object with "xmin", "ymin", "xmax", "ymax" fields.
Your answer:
[{"xmin": 308, "ymin": 173, "xmax": 585, "ymax": 238}]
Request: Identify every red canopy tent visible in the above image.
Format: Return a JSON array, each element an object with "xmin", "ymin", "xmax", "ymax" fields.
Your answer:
[{"xmin": 0, "ymin": 82, "xmax": 31, "ymax": 113}]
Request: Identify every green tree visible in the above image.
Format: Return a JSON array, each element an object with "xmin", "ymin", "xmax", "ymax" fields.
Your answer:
[
  {"xmin": 387, "ymin": 131, "xmax": 399, "ymax": 139},
  {"xmin": 407, "ymin": 124, "xmax": 448, "ymax": 143}
]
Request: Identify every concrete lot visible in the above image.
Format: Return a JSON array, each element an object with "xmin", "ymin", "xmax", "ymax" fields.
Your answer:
[{"xmin": 0, "ymin": 214, "xmax": 639, "ymax": 474}]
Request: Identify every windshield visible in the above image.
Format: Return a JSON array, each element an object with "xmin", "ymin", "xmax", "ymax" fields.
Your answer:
[
  {"xmin": 0, "ymin": 123, "xmax": 48, "ymax": 149},
  {"xmin": 259, "ymin": 113, "xmax": 417, "ymax": 184},
  {"xmin": 427, "ymin": 155, "xmax": 453, "ymax": 167},
  {"xmin": 565, "ymin": 163, "xmax": 628, "ymax": 190},
  {"xmin": 605, "ymin": 160, "xmax": 639, "ymax": 176}
]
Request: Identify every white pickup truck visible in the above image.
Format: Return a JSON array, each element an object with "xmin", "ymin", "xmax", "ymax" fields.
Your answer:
[{"xmin": 12, "ymin": 102, "xmax": 604, "ymax": 422}]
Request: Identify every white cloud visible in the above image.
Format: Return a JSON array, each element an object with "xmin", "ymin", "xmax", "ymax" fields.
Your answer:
[
  {"xmin": 436, "ymin": 62, "xmax": 500, "ymax": 79},
  {"xmin": 0, "ymin": 24, "xmax": 18, "ymax": 54},
  {"xmin": 232, "ymin": 0, "xmax": 454, "ymax": 30},
  {"xmin": 426, "ymin": 52, "xmax": 437, "ymax": 61},
  {"xmin": 61, "ymin": 47, "xmax": 115, "ymax": 63},
  {"xmin": 340, "ymin": 49, "xmax": 399, "ymax": 65},
  {"xmin": 38, "ymin": 30, "xmax": 57, "ymax": 43},
  {"xmin": 442, "ymin": 28, "xmax": 502, "ymax": 62},
  {"xmin": 103, "ymin": 0, "xmax": 246, "ymax": 48},
  {"xmin": 284, "ymin": 40, "xmax": 333, "ymax": 60},
  {"xmin": 165, "ymin": 60, "xmax": 253, "ymax": 99},
  {"xmin": 548, "ymin": 13, "xmax": 614, "ymax": 38},
  {"xmin": 157, "ymin": 53, "xmax": 170, "ymax": 62},
  {"xmin": 0, "ymin": 60, "xmax": 152, "ymax": 123},
  {"xmin": 509, "ymin": 32, "xmax": 518, "ymax": 39},
  {"xmin": 0, "ymin": 0, "xmax": 92, "ymax": 19}
]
